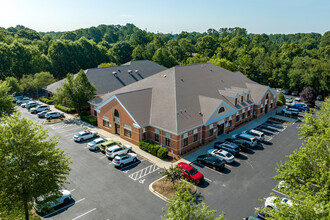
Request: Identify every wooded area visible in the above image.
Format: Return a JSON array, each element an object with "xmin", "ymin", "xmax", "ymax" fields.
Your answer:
[{"xmin": 0, "ymin": 24, "xmax": 329, "ymax": 95}]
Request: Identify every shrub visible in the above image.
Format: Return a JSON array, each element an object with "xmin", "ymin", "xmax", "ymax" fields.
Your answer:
[
  {"xmin": 157, "ymin": 147, "xmax": 169, "ymax": 159},
  {"xmin": 139, "ymin": 140, "xmax": 150, "ymax": 151},
  {"xmin": 80, "ymin": 115, "xmax": 97, "ymax": 126},
  {"xmin": 55, "ymin": 104, "xmax": 75, "ymax": 114},
  {"xmin": 277, "ymin": 92, "xmax": 285, "ymax": 106},
  {"xmin": 39, "ymin": 96, "xmax": 54, "ymax": 105},
  {"xmin": 149, "ymin": 144, "xmax": 160, "ymax": 156}
]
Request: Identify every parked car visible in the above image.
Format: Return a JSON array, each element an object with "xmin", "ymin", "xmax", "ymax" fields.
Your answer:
[
  {"xmin": 196, "ymin": 154, "xmax": 225, "ymax": 171},
  {"xmin": 37, "ymin": 110, "xmax": 50, "ymax": 118},
  {"xmin": 225, "ymin": 138, "xmax": 250, "ymax": 152},
  {"xmin": 177, "ymin": 162, "xmax": 204, "ymax": 185},
  {"xmin": 45, "ymin": 111, "xmax": 65, "ymax": 120},
  {"xmin": 112, "ymin": 153, "xmax": 137, "ymax": 168},
  {"xmin": 73, "ymin": 130, "xmax": 98, "ymax": 142},
  {"xmin": 26, "ymin": 102, "xmax": 39, "ymax": 111},
  {"xmin": 106, "ymin": 145, "xmax": 132, "ymax": 159},
  {"xmin": 33, "ymin": 189, "xmax": 71, "ymax": 213},
  {"xmin": 242, "ymin": 129, "xmax": 265, "ymax": 142},
  {"xmin": 16, "ymin": 97, "xmax": 32, "ymax": 105},
  {"xmin": 213, "ymin": 141, "xmax": 240, "ymax": 156},
  {"xmin": 208, "ymin": 149, "xmax": 235, "ymax": 163},
  {"xmin": 243, "ymin": 217, "xmax": 262, "ymax": 220},
  {"xmin": 31, "ymin": 104, "xmax": 50, "ymax": 114},
  {"xmin": 294, "ymin": 97, "xmax": 301, "ymax": 102},
  {"xmin": 264, "ymin": 196, "xmax": 293, "ymax": 210},
  {"xmin": 291, "ymin": 91, "xmax": 299, "ymax": 96},
  {"xmin": 285, "ymin": 97, "xmax": 293, "ymax": 103},
  {"xmin": 288, "ymin": 103, "xmax": 309, "ymax": 112},
  {"xmin": 232, "ymin": 133, "xmax": 258, "ymax": 147},
  {"xmin": 282, "ymin": 108, "xmax": 299, "ymax": 116},
  {"xmin": 13, "ymin": 96, "xmax": 24, "ymax": 103},
  {"xmin": 88, "ymin": 137, "xmax": 112, "ymax": 151},
  {"xmin": 98, "ymin": 140, "xmax": 122, "ymax": 153}
]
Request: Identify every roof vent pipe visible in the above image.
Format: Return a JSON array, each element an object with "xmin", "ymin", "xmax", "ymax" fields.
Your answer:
[
  {"xmin": 128, "ymin": 70, "xmax": 132, "ymax": 74},
  {"xmin": 112, "ymin": 71, "xmax": 117, "ymax": 76},
  {"xmin": 135, "ymin": 70, "xmax": 139, "ymax": 73}
]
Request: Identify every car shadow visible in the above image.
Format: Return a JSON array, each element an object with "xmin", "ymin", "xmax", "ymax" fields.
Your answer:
[
  {"xmin": 253, "ymin": 144, "xmax": 264, "ymax": 150},
  {"xmin": 253, "ymin": 127, "xmax": 275, "ymax": 136},
  {"xmin": 264, "ymin": 123, "xmax": 284, "ymax": 129},
  {"xmin": 221, "ymin": 167, "xmax": 231, "ymax": 174},
  {"xmin": 197, "ymin": 180, "xmax": 210, "ymax": 189},
  {"xmin": 259, "ymin": 126, "xmax": 280, "ymax": 133},
  {"xmin": 76, "ymin": 137, "xmax": 99, "ymax": 144},
  {"xmin": 263, "ymin": 141, "xmax": 273, "ymax": 146},
  {"xmin": 229, "ymin": 160, "xmax": 240, "ymax": 167},
  {"xmin": 242, "ymin": 148, "xmax": 255, "ymax": 155},
  {"xmin": 237, "ymin": 153, "xmax": 248, "ymax": 160},
  {"xmin": 118, "ymin": 160, "xmax": 141, "ymax": 171},
  {"xmin": 40, "ymin": 198, "xmax": 76, "ymax": 218}
]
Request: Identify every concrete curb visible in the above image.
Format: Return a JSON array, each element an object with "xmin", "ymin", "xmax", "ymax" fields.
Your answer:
[{"xmin": 148, "ymin": 176, "xmax": 198, "ymax": 202}]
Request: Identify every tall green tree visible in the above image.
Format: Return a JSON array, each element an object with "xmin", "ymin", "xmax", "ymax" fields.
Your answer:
[
  {"xmin": 257, "ymin": 100, "xmax": 330, "ymax": 219},
  {"xmin": 5, "ymin": 76, "xmax": 23, "ymax": 94},
  {"xmin": 34, "ymin": 71, "xmax": 55, "ymax": 90},
  {"xmin": 152, "ymin": 47, "xmax": 178, "ymax": 68},
  {"xmin": 162, "ymin": 182, "xmax": 225, "ymax": 220},
  {"xmin": 53, "ymin": 70, "xmax": 96, "ymax": 113},
  {"xmin": 112, "ymin": 41, "xmax": 133, "ymax": 64},
  {"xmin": 0, "ymin": 80, "xmax": 15, "ymax": 117},
  {"xmin": 0, "ymin": 112, "xmax": 71, "ymax": 220}
]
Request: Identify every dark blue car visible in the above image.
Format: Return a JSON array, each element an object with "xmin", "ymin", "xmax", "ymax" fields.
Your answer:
[{"xmin": 288, "ymin": 103, "xmax": 309, "ymax": 112}]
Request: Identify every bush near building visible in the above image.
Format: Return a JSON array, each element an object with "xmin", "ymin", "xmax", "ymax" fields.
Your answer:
[
  {"xmin": 39, "ymin": 96, "xmax": 54, "ymax": 105},
  {"xmin": 139, "ymin": 140, "xmax": 168, "ymax": 159},
  {"xmin": 80, "ymin": 115, "xmax": 97, "ymax": 126},
  {"xmin": 54, "ymin": 104, "xmax": 75, "ymax": 114}
]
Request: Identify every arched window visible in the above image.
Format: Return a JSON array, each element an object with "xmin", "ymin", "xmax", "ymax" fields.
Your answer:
[
  {"xmin": 114, "ymin": 109, "xmax": 120, "ymax": 117},
  {"xmin": 218, "ymin": 107, "xmax": 225, "ymax": 114},
  {"xmin": 266, "ymin": 93, "xmax": 269, "ymax": 100}
]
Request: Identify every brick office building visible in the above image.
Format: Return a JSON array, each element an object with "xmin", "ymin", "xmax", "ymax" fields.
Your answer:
[{"xmin": 89, "ymin": 63, "xmax": 277, "ymax": 154}]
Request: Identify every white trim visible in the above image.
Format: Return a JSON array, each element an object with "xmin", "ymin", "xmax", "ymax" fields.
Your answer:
[
  {"xmin": 257, "ymin": 87, "xmax": 277, "ymax": 105},
  {"xmin": 133, "ymin": 123, "xmax": 141, "ymax": 129},
  {"xmin": 155, "ymin": 129, "xmax": 159, "ymax": 134},
  {"xmin": 242, "ymin": 109, "xmax": 245, "ymax": 113},
  {"xmin": 183, "ymin": 133, "xmax": 188, "ymax": 138},
  {"xmin": 193, "ymin": 129, "xmax": 198, "ymax": 134},
  {"xmin": 206, "ymin": 100, "xmax": 237, "ymax": 124},
  {"xmin": 236, "ymin": 112, "xmax": 239, "ymax": 116},
  {"xmin": 102, "ymin": 116, "xmax": 109, "ymax": 121},
  {"xmin": 248, "ymin": 106, "xmax": 250, "ymax": 110},
  {"xmin": 166, "ymin": 133, "xmax": 171, "ymax": 138},
  {"xmin": 217, "ymin": 119, "xmax": 224, "ymax": 125},
  {"xmin": 209, "ymin": 124, "xmax": 213, "ymax": 129},
  {"xmin": 95, "ymin": 95, "xmax": 140, "ymax": 127}
]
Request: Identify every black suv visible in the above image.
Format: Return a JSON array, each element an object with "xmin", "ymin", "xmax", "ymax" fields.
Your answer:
[{"xmin": 214, "ymin": 141, "xmax": 240, "ymax": 156}]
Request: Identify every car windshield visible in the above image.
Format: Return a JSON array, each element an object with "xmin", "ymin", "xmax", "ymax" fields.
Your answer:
[
  {"xmin": 89, "ymin": 141, "xmax": 96, "ymax": 145},
  {"xmin": 189, "ymin": 168, "xmax": 198, "ymax": 175},
  {"xmin": 225, "ymin": 153, "xmax": 232, "ymax": 157}
]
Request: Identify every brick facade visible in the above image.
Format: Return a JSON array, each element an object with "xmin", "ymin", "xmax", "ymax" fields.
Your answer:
[{"xmin": 92, "ymin": 89, "xmax": 277, "ymax": 155}]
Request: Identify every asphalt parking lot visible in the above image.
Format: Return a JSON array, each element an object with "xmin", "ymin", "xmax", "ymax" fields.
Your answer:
[
  {"xmin": 18, "ymin": 107, "xmax": 165, "ymax": 220},
  {"xmin": 18, "ymin": 106, "xmax": 304, "ymax": 220}
]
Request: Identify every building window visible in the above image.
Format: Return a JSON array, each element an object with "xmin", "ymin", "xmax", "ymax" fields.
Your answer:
[
  {"xmin": 241, "ymin": 96, "xmax": 243, "ymax": 102},
  {"xmin": 103, "ymin": 120, "xmax": 109, "ymax": 128},
  {"xmin": 247, "ymin": 94, "xmax": 249, "ymax": 100},
  {"xmin": 242, "ymin": 112, "xmax": 245, "ymax": 119},
  {"xmin": 155, "ymin": 133, "xmax": 159, "ymax": 142},
  {"xmin": 228, "ymin": 120, "xmax": 232, "ymax": 127},
  {"xmin": 124, "ymin": 129, "xmax": 131, "ymax": 138},
  {"xmin": 218, "ymin": 107, "xmax": 225, "ymax": 114},
  {"xmin": 184, "ymin": 137, "xmax": 188, "ymax": 146},
  {"xmin": 248, "ymin": 110, "xmax": 251, "ymax": 117},
  {"xmin": 270, "ymin": 103, "xmax": 273, "ymax": 108},
  {"xmin": 235, "ymin": 98, "xmax": 237, "ymax": 105},
  {"xmin": 266, "ymin": 93, "xmax": 269, "ymax": 99},
  {"xmin": 114, "ymin": 109, "xmax": 119, "ymax": 117},
  {"xmin": 209, "ymin": 128, "xmax": 213, "ymax": 136},
  {"xmin": 193, "ymin": 133, "xmax": 198, "ymax": 142},
  {"xmin": 142, "ymin": 132, "xmax": 146, "ymax": 140},
  {"xmin": 165, "ymin": 137, "xmax": 171, "ymax": 147},
  {"xmin": 260, "ymin": 108, "xmax": 263, "ymax": 113},
  {"xmin": 236, "ymin": 115, "xmax": 239, "ymax": 122},
  {"xmin": 94, "ymin": 110, "xmax": 97, "ymax": 116}
]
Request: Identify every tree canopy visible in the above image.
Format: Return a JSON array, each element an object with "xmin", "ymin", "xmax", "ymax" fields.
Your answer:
[
  {"xmin": 0, "ymin": 80, "xmax": 15, "ymax": 117},
  {"xmin": 0, "ymin": 113, "xmax": 71, "ymax": 219}
]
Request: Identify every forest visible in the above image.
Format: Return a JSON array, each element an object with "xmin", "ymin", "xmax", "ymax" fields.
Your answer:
[{"xmin": 0, "ymin": 24, "xmax": 329, "ymax": 95}]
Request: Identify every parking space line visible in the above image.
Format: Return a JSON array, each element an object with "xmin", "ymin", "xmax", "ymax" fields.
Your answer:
[
  {"xmin": 100, "ymin": 155, "xmax": 106, "ymax": 159},
  {"xmin": 72, "ymin": 208, "xmax": 97, "ymax": 220},
  {"xmin": 204, "ymin": 177, "xmax": 213, "ymax": 182},
  {"xmin": 118, "ymin": 161, "xmax": 140, "ymax": 170},
  {"xmin": 128, "ymin": 164, "xmax": 160, "ymax": 181},
  {"xmin": 272, "ymin": 189, "xmax": 288, "ymax": 197},
  {"xmin": 70, "ymin": 189, "xmax": 75, "ymax": 192},
  {"xmin": 43, "ymin": 198, "xmax": 85, "ymax": 218}
]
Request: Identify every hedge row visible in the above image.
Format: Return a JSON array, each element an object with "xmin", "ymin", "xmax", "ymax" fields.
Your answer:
[
  {"xmin": 54, "ymin": 104, "xmax": 75, "ymax": 114},
  {"xmin": 39, "ymin": 96, "xmax": 54, "ymax": 105},
  {"xmin": 139, "ymin": 140, "xmax": 168, "ymax": 159},
  {"xmin": 81, "ymin": 115, "xmax": 97, "ymax": 126}
]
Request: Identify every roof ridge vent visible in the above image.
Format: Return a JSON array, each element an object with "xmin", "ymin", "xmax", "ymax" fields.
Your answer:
[
  {"xmin": 128, "ymin": 70, "xmax": 132, "ymax": 74},
  {"xmin": 135, "ymin": 70, "xmax": 139, "ymax": 73},
  {"xmin": 112, "ymin": 71, "xmax": 117, "ymax": 76},
  {"xmin": 163, "ymin": 74, "xmax": 167, "ymax": 78}
]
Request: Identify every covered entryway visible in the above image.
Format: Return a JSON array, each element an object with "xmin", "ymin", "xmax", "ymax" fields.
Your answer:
[
  {"xmin": 114, "ymin": 109, "xmax": 120, "ymax": 135},
  {"xmin": 217, "ymin": 120, "xmax": 225, "ymax": 136},
  {"xmin": 265, "ymin": 93, "xmax": 269, "ymax": 113}
]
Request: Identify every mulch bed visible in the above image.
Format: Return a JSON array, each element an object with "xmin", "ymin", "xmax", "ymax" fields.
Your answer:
[
  {"xmin": 152, "ymin": 178, "xmax": 195, "ymax": 200},
  {"xmin": 42, "ymin": 118, "xmax": 68, "ymax": 125}
]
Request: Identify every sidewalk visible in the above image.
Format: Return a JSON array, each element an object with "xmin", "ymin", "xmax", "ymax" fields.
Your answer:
[{"xmin": 47, "ymin": 104, "xmax": 295, "ymax": 169}]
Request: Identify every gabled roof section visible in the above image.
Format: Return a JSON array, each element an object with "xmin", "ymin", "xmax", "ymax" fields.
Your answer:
[
  {"xmin": 44, "ymin": 60, "xmax": 167, "ymax": 95},
  {"xmin": 198, "ymin": 96, "xmax": 223, "ymax": 124}
]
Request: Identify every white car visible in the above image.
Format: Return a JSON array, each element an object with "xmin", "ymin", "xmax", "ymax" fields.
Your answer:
[
  {"xmin": 285, "ymin": 97, "xmax": 293, "ymax": 103},
  {"xmin": 21, "ymin": 100, "xmax": 35, "ymax": 108},
  {"xmin": 88, "ymin": 137, "xmax": 112, "ymax": 151},
  {"xmin": 45, "ymin": 111, "xmax": 64, "ymax": 120},
  {"xmin": 73, "ymin": 130, "xmax": 98, "ymax": 142},
  {"xmin": 265, "ymin": 196, "xmax": 293, "ymax": 210},
  {"xmin": 294, "ymin": 97, "xmax": 301, "ymax": 102},
  {"xmin": 207, "ymin": 149, "xmax": 235, "ymax": 163},
  {"xmin": 31, "ymin": 104, "xmax": 50, "ymax": 114},
  {"xmin": 106, "ymin": 145, "xmax": 132, "ymax": 159},
  {"xmin": 242, "ymin": 129, "xmax": 265, "ymax": 142},
  {"xmin": 112, "ymin": 153, "xmax": 137, "ymax": 168},
  {"xmin": 282, "ymin": 108, "xmax": 299, "ymax": 116},
  {"xmin": 34, "ymin": 189, "xmax": 71, "ymax": 213}
]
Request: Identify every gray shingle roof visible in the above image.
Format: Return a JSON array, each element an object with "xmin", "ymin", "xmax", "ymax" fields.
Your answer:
[
  {"xmin": 93, "ymin": 63, "xmax": 272, "ymax": 135},
  {"xmin": 44, "ymin": 60, "xmax": 167, "ymax": 95}
]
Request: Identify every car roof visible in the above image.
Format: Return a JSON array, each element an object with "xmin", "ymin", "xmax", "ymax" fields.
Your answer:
[
  {"xmin": 107, "ymin": 145, "xmax": 121, "ymax": 150},
  {"xmin": 177, "ymin": 162, "xmax": 193, "ymax": 171}
]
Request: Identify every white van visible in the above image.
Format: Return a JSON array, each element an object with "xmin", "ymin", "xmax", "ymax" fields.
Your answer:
[
  {"xmin": 242, "ymin": 129, "xmax": 265, "ymax": 142},
  {"xmin": 232, "ymin": 133, "xmax": 258, "ymax": 147}
]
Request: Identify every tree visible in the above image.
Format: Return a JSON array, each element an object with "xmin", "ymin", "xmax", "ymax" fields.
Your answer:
[
  {"xmin": 256, "ymin": 100, "xmax": 330, "ymax": 219},
  {"xmin": 132, "ymin": 45, "xmax": 146, "ymax": 60},
  {"xmin": 34, "ymin": 71, "xmax": 55, "ymax": 89},
  {"xmin": 0, "ymin": 112, "xmax": 71, "ymax": 219},
  {"xmin": 162, "ymin": 181, "xmax": 225, "ymax": 220},
  {"xmin": 277, "ymin": 92, "xmax": 285, "ymax": 106},
  {"xmin": 161, "ymin": 165, "xmax": 183, "ymax": 185},
  {"xmin": 196, "ymin": 35, "xmax": 218, "ymax": 57},
  {"xmin": 111, "ymin": 41, "xmax": 133, "ymax": 64},
  {"xmin": 300, "ymin": 87, "xmax": 317, "ymax": 104},
  {"xmin": 20, "ymin": 74, "xmax": 36, "ymax": 93},
  {"xmin": 152, "ymin": 47, "xmax": 178, "ymax": 68},
  {"xmin": 53, "ymin": 70, "xmax": 96, "ymax": 113},
  {"xmin": 5, "ymin": 76, "xmax": 23, "ymax": 94},
  {"xmin": 97, "ymin": 62, "xmax": 117, "ymax": 68},
  {"xmin": 0, "ymin": 80, "xmax": 15, "ymax": 117}
]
